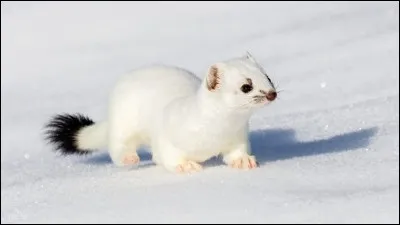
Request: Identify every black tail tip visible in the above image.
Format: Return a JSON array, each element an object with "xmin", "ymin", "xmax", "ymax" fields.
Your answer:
[{"xmin": 44, "ymin": 113, "xmax": 95, "ymax": 156}]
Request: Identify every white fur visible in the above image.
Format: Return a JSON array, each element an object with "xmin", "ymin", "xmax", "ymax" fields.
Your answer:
[
  {"xmin": 76, "ymin": 121, "xmax": 108, "ymax": 150},
  {"xmin": 76, "ymin": 52, "xmax": 276, "ymax": 172}
]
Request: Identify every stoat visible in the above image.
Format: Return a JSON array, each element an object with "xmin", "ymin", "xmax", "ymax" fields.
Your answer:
[{"xmin": 44, "ymin": 52, "xmax": 277, "ymax": 173}]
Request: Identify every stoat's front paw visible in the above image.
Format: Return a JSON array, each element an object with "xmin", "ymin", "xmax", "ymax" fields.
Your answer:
[
  {"xmin": 122, "ymin": 152, "xmax": 140, "ymax": 166},
  {"xmin": 228, "ymin": 155, "xmax": 258, "ymax": 170},
  {"xmin": 175, "ymin": 160, "xmax": 203, "ymax": 174}
]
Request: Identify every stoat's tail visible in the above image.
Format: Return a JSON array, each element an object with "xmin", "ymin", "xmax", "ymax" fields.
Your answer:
[{"xmin": 44, "ymin": 113, "xmax": 108, "ymax": 155}]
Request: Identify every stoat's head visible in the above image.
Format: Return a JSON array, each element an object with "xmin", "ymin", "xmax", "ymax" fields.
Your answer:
[{"xmin": 203, "ymin": 52, "xmax": 277, "ymax": 111}]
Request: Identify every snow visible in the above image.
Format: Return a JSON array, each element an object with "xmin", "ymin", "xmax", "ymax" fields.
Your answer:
[{"xmin": 1, "ymin": 1, "xmax": 399, "ymax": 223}]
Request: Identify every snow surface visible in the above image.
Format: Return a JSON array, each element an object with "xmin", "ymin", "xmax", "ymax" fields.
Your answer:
[{"xmin": 1, "ymin": 1, "xmax": 399, "ymax": 223}]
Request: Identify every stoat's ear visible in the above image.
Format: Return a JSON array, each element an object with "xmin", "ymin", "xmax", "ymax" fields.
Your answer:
[{"xmin": 206, "ymin": 64, "xmax": 221, "ymax": 91}]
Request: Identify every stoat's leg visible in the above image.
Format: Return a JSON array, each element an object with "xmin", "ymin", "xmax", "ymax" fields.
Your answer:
[
  {"xmin": 106, "ymin": 98, "xmax": 142, "ymax": 167},
  {"xmin": 153, "ymin": 138, "xmax": 203, "ymax": 174},
  {"xmin": 109, "ymin": 135, "xmax": 140, "ymax": 167},
  {"xmin": 222, "ymin": 143, "xmax": 258, "ymax": 170}
]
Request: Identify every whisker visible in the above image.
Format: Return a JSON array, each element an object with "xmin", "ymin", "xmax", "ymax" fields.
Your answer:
[{"xmin": 253, "ymin": 95, "xmax": 265, "ymax": 98}]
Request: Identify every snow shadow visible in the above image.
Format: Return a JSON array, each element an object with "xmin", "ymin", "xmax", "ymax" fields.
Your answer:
[
  {"xmin": 248, "ymin": 126, "xmax": 378, "ymax": 165},
  {"xmin": 81, "ymin": 126, "xmax": 378, "ymax": 168}
]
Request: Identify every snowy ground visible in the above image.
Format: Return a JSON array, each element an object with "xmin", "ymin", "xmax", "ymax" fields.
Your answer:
[{"xmin": 1, "ymin": 1, "xmax": 399, "ymax": 223}]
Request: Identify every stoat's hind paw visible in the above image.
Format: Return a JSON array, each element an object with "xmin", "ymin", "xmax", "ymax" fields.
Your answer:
[{"xmin": 122, "ymin": 153, "xmax": 140, "ymax": 165}]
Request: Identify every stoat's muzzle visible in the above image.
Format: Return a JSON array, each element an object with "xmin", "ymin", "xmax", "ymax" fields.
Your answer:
[{"xmin": 258, "ymin": 90, "xmax": 277, "ymax": 102}]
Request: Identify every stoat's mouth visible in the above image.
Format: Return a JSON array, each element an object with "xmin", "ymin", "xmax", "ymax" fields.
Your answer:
[
  {"xmin": 253, "ymin": 89, "xmax": 277, "ymax": 104},
  {"xmin": 253, "ymin": 95, "xmax": 268, "ymax": 104}
]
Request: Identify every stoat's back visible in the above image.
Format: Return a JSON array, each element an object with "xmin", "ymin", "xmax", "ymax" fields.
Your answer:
[{"xmin": 108, "ymin": 65, "xmax": 202, "ymax": 143}]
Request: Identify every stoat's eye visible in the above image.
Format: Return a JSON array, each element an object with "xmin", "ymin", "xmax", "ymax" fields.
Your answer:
[{"xmin": 240, "ymin": 84, "xmax": 253, "ymax": 93}]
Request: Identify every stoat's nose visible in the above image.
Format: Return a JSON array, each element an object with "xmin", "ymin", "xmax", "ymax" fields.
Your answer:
[{"xmin": 265, "ymin": 90, "xmax": 277, "ymax": 101}]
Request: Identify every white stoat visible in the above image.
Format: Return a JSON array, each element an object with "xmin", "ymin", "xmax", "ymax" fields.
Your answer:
[{"xmin": 44, "ymin": 52, "xmax": 278, "ymax": 173}]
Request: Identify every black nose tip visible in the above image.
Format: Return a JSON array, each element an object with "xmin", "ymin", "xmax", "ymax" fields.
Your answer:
[{"xmin": 266, "ymin": 91, "xmax": 277, "ymax": 101}]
